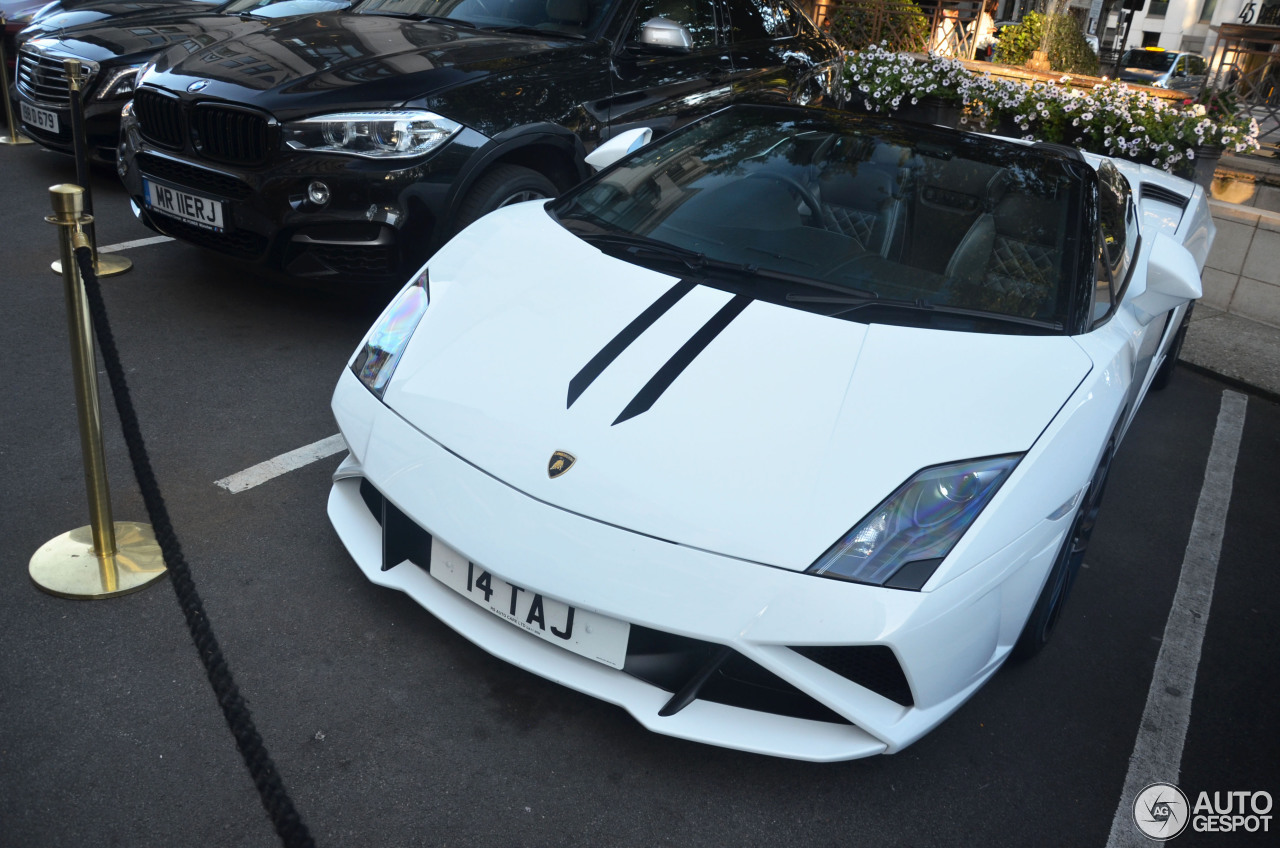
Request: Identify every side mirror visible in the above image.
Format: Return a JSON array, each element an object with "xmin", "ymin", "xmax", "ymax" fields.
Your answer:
[
  {"xmin": 1130, "ymin": 232, "xmax": 1202, "ymax": 323},
  {"xmin": 636, "ymin": 17, "xmax": 693, "ymax": 52},
  {"xmin": 585, "ymin": 127, "xmax": 652, "ymax": 171}
]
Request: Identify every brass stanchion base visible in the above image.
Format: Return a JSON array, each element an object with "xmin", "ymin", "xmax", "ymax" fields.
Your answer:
[
  {"xmin": 52, "ymin": 253, "xmax": 133, "ymax": 277},
  {"xmin": 1, "ymin": 132, "xmax": 34, "ymax": 145},
  {"xmin": 30, "ymin": 522, "xmax": 167, "ymax": 599}
]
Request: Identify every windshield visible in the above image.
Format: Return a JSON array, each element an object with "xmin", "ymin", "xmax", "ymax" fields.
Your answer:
[
  {"xmin": 355, "ymin": 0, "xmax": 614, "ymax": 36},
  {"xmin": 550, "ymin": 107, "xmax": 1087, "ymax": 333},
  {"xmin": 223, "ymin": 0, "xmax": 349, "ymax": 16},
  {"xmin": 1121, "ymin": 49, "xmax": 1176, "ymax": 72}
]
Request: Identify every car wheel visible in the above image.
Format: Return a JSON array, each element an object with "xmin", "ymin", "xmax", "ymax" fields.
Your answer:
[
  {"xmin": 1011, "ymin": 440, "xmax": 1114, "ymax": 660},
  {"xmin": 457, "ymin": 164, "xmax": 559, "ymax": 229},
  {"xmin": 1150, "ymin": 303, "xmax": 1194, "ymax": 392}
]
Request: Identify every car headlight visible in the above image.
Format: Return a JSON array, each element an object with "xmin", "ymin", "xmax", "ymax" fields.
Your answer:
[
  {"xmin": 283, "ymin": 110, "xmax": 461, "ymax": 159},
  {"xmin": 808, "ymin": 454, "xmax": 1022, "ymax": 590},
  {"xmin": 94, "ymin": 66, "xmax": 140, "ymax": 101},
  {"xmin": 351, "ymin": 266, "xmax": 429, "ymax": 398}
]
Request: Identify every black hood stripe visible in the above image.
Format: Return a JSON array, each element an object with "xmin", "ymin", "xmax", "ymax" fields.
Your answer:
[
  {"xmin": 613, "ymin": 294, "xmax": 752, "ymax": 426},
  {"xmin": 566, "ymin": 280, "xmax": 695, "ymax": 409}
]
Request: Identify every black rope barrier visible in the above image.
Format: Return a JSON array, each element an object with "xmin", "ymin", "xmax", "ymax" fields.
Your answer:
[{"xmin": 74, "ymin": 245, "xmax": 316, "ymax": 848}]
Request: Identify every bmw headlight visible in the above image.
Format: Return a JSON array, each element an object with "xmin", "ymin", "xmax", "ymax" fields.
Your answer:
[
  {"xmin": 351, "ymin": 267, "xmax": 429, "ymax": 398},
  {"xmin": 808, "ymin": 455, "xmax": 1022, "ymax": 590},
  {"xmin": 283, "ymin": 110, "xmax": 461, "ymax": 159},
  {"xmin": 94, "ymin": 66, "xmax": 141, "ymax": 101}
]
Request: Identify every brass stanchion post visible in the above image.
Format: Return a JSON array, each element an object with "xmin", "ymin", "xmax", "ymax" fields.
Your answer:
[
  {"xmin": 0, "ymin": 15, "xmax": 34, "ymax": 145},
  {"xmin": 29, "ymin": 184, "xmax": 166, "ymax": 599},
  {"xmin": 50, "ymin": 57, "xmax": 132, "ymax": 277}
]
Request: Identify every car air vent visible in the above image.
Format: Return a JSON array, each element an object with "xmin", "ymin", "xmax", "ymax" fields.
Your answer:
[
  {"xmin": 791, "ymin": 645, "xmax": 915, "ymax": 707},
  {"xmin": 147, "ymin": 214, "xmax": 268, "ymax": 260},
  {"xmin": 192, "ymin": 104, "xmax": 272, "ymax": 167},
  {"xmin": 136, "ymin": 154, "xmax": 253, "ymax": 200},
  {"xmin": 134, "ymin": 88, "xmax": 186, "ymax": 150},
  {"xmin": 624, "ymin": 626, "xmax": 853, "ymax": 724},
  {"xmin": 136, "ymin": 154, "xmax": 253, "ymax": 201},
  {"xmin": 15, "ymin": 46, "xmax": 96, "ymax": 107},
  {"xmin": 1141, "ymin": 183, "xmax": 1189, "ymax": 209}
]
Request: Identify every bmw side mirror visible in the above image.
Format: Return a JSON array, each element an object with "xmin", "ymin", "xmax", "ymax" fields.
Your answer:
[
  {"xmin": 635, "ymin": 18, "xmax": 693, "ymax": 52},
  {"xmin": 585, "ymin": 127, "xmax": 653, "ymax": 171},
  {"xmin": 1130, "ymin": 232, "xmax": 1203, "ymax": 323}
]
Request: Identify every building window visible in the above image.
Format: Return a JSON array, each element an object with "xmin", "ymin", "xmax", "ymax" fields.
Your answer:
[
  {"xmin": 1181, "ymin": 35, "xmax": 1206, "ymax": 54},
  {"xmin": 1148, "ymin": 1, "xmax": 1170, "ymax": 16},
  {"xmin": 1142, "ymin": 30, "xmax": 1162, "ymax": 47},
  {"xmin": 1199, "ymin": 0, "xmax": 1219, "ymax": 21}
]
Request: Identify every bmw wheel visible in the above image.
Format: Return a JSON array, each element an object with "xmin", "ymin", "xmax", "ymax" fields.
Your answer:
[{"xmin": 458, "ymin": 164, "xmax": 559, "ymax": 229}]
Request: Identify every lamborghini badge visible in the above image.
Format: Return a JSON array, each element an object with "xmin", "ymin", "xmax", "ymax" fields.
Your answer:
[{"xmin": 548, "ymin": 450, "xmax": 576, "ymax": 478}]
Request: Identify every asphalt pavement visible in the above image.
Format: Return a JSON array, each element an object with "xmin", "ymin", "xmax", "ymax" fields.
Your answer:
[{"xmin": 2, "ymin": 142, "xmax": 1277, "ymax": 848}]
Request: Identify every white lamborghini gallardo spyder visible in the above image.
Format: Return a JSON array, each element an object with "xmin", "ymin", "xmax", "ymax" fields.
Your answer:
[{"xmin": 327, "ymin": 104, "xmax": 1212, "ymax": 761}]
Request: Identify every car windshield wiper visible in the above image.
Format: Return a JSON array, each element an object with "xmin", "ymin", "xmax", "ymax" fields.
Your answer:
[
  {"xmin": 480, "ymin": 23, "xmax": 579, "ymax": 37},
  {"xmin": 785, "ymin": 293, "xmax": 1064, "ymax": 331},
  {"xmin": 361, "ymin": 11, "xmax": 476, "ymax": 26},
  {"xmin": 578, "ymin": 231, "xmax": 877, "ymax": 299}
]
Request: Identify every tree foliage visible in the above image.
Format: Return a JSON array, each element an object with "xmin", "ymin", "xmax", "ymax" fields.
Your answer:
[{"xmin": 993, "ymin": 12, "xmax": 1100, "ymax": 76}]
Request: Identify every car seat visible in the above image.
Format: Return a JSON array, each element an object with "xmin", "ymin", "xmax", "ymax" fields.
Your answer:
[
  {"xmin": 942, "ymin": 170, "xmax": 1065, "ymax": 319},
  {"xmin": 817, "ymin": 160, "xmax": 904, "ymax": 258}
]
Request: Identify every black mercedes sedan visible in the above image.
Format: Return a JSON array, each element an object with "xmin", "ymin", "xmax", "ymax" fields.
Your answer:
[
  {"xmin": 14, "ymin": 0, "xmax": 351, "ymax": 162},
  {"xmin": 117, "ymin": 0, "xmax": 842, "ymax": 283}
]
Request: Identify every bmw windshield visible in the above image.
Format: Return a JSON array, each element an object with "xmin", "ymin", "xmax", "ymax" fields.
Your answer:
[
  {"xmin": 355, "ymin": 0, "xmax": 616, "ymax": 35},
  {"xmin": 551, "ymin": 107, "xmax": 1090, "ymax": 334}
]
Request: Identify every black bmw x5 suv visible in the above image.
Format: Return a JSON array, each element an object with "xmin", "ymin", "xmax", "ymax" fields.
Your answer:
[{"xmin": 117, "ymin": 0, "xmax": 841, "ymax": 283}]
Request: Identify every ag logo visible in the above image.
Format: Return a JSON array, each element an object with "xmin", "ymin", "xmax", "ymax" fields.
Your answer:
[
  {"xmin": 187, "ymin": 79, "xmax": 210, "ymax": 93},
  {"xmin": 1133, "ymin": 782, "xmax": 1190, "ymax": 840},
  {"xmin": 547, "ymin": 450, "xmax": 575, "ymax": 479}
]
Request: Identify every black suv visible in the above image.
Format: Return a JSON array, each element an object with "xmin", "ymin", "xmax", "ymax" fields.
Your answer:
[
  {"xmin": 118, "ymin": 0, "xmax": 841, "ymax": 283},
  {"xmin": 13, "ymin": 0, "xmax": 350, "ymax": 163}
]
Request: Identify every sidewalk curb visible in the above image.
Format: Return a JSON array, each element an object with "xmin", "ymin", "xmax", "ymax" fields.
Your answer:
[{"xmin": 1179, "ymin": 359, "xmax": 1280, "ymax": 405}]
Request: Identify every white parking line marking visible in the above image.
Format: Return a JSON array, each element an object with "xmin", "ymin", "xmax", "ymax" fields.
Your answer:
[
  {"xmin": 1104, "ymin": 390, "xmax": 1248, "ymax": 848},
  {"xmin": 215, "ymin": 434, "xmax": 347, "ymax": 493},
  {"xmin": 98, "ymin": 235, "xmax": 174, "ymax": 253}
]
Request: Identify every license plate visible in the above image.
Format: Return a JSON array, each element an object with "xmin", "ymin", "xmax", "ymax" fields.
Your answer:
[
  {"xmin": 142, "ymin": 177, "xmax": 225, "ymax": 231},
  {"xmin": 429, "ymin": 540, "xmax": 630, "ymax": 669},
  {"xmin": 20, "ymin": 101, "xmax": 58, "ymax": 134}
]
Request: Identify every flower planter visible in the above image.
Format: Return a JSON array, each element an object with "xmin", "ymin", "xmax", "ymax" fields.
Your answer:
[
  {"xmin": 896, "ymin": 95, "xmax": 963, "ymax": 129},
  {"xmin": 1171, "ymin": 145, "xmax": 1222, "ymax": 189},
  {"xmin": 1191, "ymin": 145, "xmax": 1223, "ymax": 190},
  {"xmin": 840, "ymin": 45, "xmax": 1260, "ymax": 176}
]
